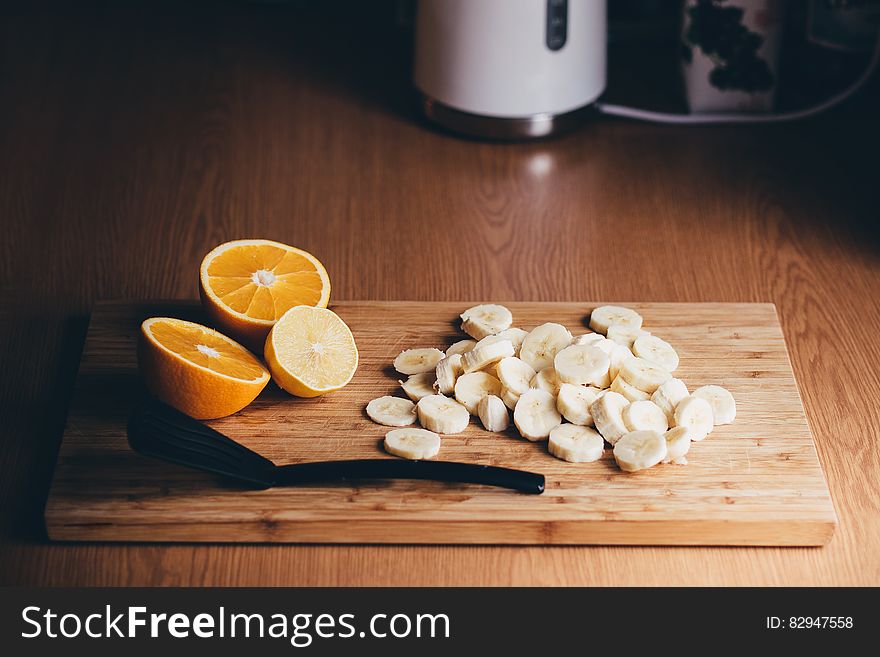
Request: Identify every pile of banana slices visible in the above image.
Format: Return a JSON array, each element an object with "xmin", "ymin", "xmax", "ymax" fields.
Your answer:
[{"xmin": 367, "ymin": 304, "xmax": 736, "ymax": 473}]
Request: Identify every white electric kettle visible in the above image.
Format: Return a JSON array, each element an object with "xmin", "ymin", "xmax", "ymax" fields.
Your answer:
[{"xmin": 414, "ymin": 0, "xmax": 607, "ymax": 139}]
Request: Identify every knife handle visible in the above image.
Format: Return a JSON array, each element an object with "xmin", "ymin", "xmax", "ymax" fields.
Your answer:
[{"xmin": 273, "ymin": 459, "xmax": 545, "ymax": 494}]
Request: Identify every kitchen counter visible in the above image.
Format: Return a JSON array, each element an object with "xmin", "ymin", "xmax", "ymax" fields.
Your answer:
[{"xmin": 1, "ymin": 2, "xmax": 878, "ymax": 586}]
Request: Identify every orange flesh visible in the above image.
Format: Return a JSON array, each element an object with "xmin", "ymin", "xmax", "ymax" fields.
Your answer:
[
  {"xmin": 206, "ymin": 245, "xmax": 325, "ymax": 321},
  {"xmin": 147, "ymin": 320, "xmax": 266, "ymax": 380}
]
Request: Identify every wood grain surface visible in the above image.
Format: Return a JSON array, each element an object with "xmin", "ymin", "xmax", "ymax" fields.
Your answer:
[
  {"xmin": 1, "ymin": 2, "xmax": 878, "ymax": 584},
  {"xmin": 45, "ymin": 301, "xmax": 836, "ymax": 545}
]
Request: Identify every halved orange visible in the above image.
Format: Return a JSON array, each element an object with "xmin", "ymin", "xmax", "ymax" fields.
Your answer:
[
  {"xmin": 264, "ymin": 306, "xmax": 358, "ymax": 398},
  {"xmin": 138, "ymin": 317, "xmax": 270, "ymax": 419},
  {"xmin": 199, "ymin": 239, "xmax": 331, "ymax": 351}
]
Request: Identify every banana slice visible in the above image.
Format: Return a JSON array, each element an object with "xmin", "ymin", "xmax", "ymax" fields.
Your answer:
[
  {"xmin": 607, "ymin": 341, "xmax": 633, "ymax": 381},
  {"xmin": 553, "ymin": 344, "xmax": 611, "ymax": 386},
  {"xmin": 384, "ymin": 427, "xmax": 441, "ymax": 460},
  {"xmin": 460, "ymin": 304, "xmax": 513, "ymax": 340},
  {"xmin": 393, "ymin": 348, "xmax": 445, "ymax": 375},
  {"xmin": 513, "ymin": 389, "xmax": 561, "ymax": 441},
  {"xmin": 662, "ymin": 426, "xmax": 691, "ymax": 464},
  {"xmin": 607, "ymin": 325, "xmax": 650, "ymax": 348},
  {"xmin": 548, "ymin": 424, "xmax": 605, "ymax": 463},
  {"xmin": 462, "ymin": 339, "xmax": 515, "ymax": 374},
  {"xmin": 632, "ymin": 335, "xmax": 680, "ymax": 372},
  {"xmin": 651, "ymin": 378, "xmax": 689, "ymax": 424},
  {"xmin": 674, "ymin": 396, "xmax": 714, "ymax": 441},
  {"xmin": 692, "ymin": 385, "xmax": 736, "ymax": 425},
  {"xmin": 477, "ymin": 395, "xmax": 510, "ymax": 432},
  {"xmin": 446, "ymin": 339, "xmax": 477, "ymax": 357},
  {"xmin": 622, "ymin": 400, "xmax": 669, "ymax": 433},
  {"xmin": 571, "ymin": 332, "xmax": 605, "ymax": 347},
  {"xmin": 492, "ymin": 327, "xmax": 529, "ymax": 356},
  {"xmin": 589, "ymin": 305, "xmax": 643, "ymax": 335},
  {"xmin": 399, "ymin": 372, "xmax": 436, "ymax": 402},
  {"xmin": 519, "ymin": 323, "xmax": 573, "ymax": 372},
  {"xmin": 417, "ymin": 394, "xmax": 470, "ymax": 434},
  {"xmin": 610, "ymin": 374, "xmax": 651, "ymax": 402},
  {"xmin": 434, "ymin": 353, "xmax": 464, "ymax": 395},
  {"xmin": 500, "ymin": 386, "xmax": 520, "ymax": 411},
  {"xmin": 530, "ymin": 366, "xmax": 561, "ymax": 396},
  {"xmin": 496, "ymin": 357, "xmax": 537, "ymax": 396},
  {"xmin": 366, "ymin": 396, "xmax": 418, "ymax": 427},
  {"xmin": 589, "ymin": 391, "xmax": 630, "ymax": 444},
  {"xmin": 556, "ymin": 383, "xmax": 602, "ymax": 426},
  {"xmin": 619, "ymin": 356, "xmax": 671, "ymax": 393},
  {"xmin": 454, "ymin": 371, "xmax": 502, "ymax": 414},
  {"xmin": 613, "ymin": 430, "xmax": 667, "ymax": 472}
]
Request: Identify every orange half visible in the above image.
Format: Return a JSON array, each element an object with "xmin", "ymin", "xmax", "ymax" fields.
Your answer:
[
  {"xmin": 199, "ymin": 239, "xmax": 331, "ymax": 350},
  {"xmin": 138, "ymin": 317, "xmax": 269, "ymax": 419}
]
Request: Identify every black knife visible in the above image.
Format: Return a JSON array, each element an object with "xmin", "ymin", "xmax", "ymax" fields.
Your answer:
[{"xmin": 127, "ymin": 398, "xmax": 545, "ymax": 494}]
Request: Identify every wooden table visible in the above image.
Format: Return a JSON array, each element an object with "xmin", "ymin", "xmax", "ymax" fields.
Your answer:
[{"xmin": 1, "ymin": 2, "xmax": 878, "ymax": 586}]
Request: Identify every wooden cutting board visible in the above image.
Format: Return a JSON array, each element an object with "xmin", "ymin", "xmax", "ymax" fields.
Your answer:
[{"xmin": 45, "ymin": 301, "xmax": 837, "ymax": 545}]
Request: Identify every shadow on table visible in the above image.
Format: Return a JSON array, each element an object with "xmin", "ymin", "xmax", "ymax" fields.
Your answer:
[{"xmin": 0, "ymin": 314, "xmax": 90, "ymax": 545}]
